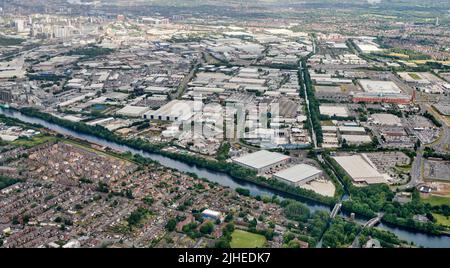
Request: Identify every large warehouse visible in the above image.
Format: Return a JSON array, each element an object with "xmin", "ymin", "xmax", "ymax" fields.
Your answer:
[
  {"xmin": 319, "ymin": 105, "xmax": 349, "ymax": 117},
  {"xmin": 232, "ymin": 150, "xmax": 291, "ymax": 174},
  {"xmin": 143, "ymin": 100, "xmax": 195, "ymax": 122},
  {"xmin": 358, "ymin": 80, "xmax": 402, "ymax": 94},
  {"xmin": 353, "ymin": 80, "xmax": 411, "ymax": 104},
  {"xmin": 332, "ymin": 154, "xmax": 387, "ymax": 185},
  {"xmin": 370, "ymin": 113, "xmax": 402, "ymax": 126},
  {"xmin": 273, "ymin": 164, "xmax": 322, "ymax": 187},
  {"xmin": 116, "ymin": 105, "xmax": 151, "ymax": 117}
]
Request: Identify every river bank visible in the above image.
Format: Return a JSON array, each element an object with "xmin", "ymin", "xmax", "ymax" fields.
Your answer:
[{"xmin": 1, "ymin": 107, "xmax": 450, "ymax": 247}]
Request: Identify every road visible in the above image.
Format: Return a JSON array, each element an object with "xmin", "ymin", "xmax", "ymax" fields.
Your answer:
[
  {"xmin": 425, "ymin": 104, "xmax": 450, "ymax": 153},
  {"xmin": 397, "ymin": 102, "xmax": 449, "ymax": 190},
  {"xmin": 171, "ymin": 57, "xmax": 203, "ymax": 100}
]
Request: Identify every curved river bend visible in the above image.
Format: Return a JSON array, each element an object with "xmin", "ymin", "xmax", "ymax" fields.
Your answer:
[{"xmin": 1, "ymin": 108, "xmax": 449, "ymax": 248}]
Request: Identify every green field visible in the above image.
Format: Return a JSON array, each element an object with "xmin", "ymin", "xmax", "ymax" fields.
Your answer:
[
  {"xmin": 408, "ymin": 73, "xmax": 421, "ymax": 80},
  {"xmin": 11, "ymin": 135, "xmax": 57, "ymax": 148},
  {"xmin": 432, "ymin": 213, "xmax": 450, "ymax": 227},
  {"xmin": 321, "ymin": 120, "xmax": 335, "ymax": 126},
  {"xmin": 230, "ymin": 230, "xmax": 266, "ymax": 248},
  {"xmin": 422, "ymin": 195, "xmax": 450, "ymax": 206}
]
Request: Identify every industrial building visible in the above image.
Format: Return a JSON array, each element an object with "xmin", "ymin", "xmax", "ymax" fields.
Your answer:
[
  {"xmin": 353, "ymin": 80, "xmax": 411, "ymax": 104},
  {"xmin": 341, "ymin": 134, "xmax": 372, "ymax": 145},
  {"xmin": 332, "ymin": 154, "xmax": 388, "ymax": 185},
  {"xmin": 320, "ymin": 105, "xmax": 349, "ymax": 117},
  {"xmin": 116, "ymin": 105, "xmax": 151, "ymax": 117},
  {"xmin": 352, "ymin": 92, "xmax": 411, "ymax": 104},
  {"xmin": 358, "ymin": 80, "xmax": 402, "ymax": 94},
  {"xmin": 143, "ymin": 100, "xmax": 195, "ymax": 122},
  {"xmin": 338, "ymin": 126, "xmax": 366, "ymax": 135},
  {"xmin": 370, "ymin": 113, "xmax": 402, "ymax": 126},
  {"xmin": 272, "ymin": 164, "xmax": 322, "ymax": 187},
  {"xmin": 232, "ymin": 150, "xmax": 291, "ymax": 174}
]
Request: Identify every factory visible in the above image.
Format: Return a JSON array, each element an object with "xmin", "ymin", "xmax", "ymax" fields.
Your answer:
[
  {"xmin": 319, "ymin": 105, "xmax": 349, "ymax": 118},
  {"xmin": 272, "ymin": 164, "xmax": 322, "ymax": 187},
  {"xmin": 358, "ymin": 80, "xmax": 402, "ymax": 94},
  {"xmin": 143, "ymin": 100, "xmax": 195, "ymax": 122},
  {"xmin": 341, "ymin": 134, "xmax": 373, "ymax": 145},
  {"xmin": 332, "ymin": 154, "xmax": 388, "ymax": 185},
  {"xmin": 353, "ymin": 79, "xmax": 411, "ymax": 104},
  {"xmin": 338, "ymin": 126, "xmax": 367, "ymax": 135},
  {"xmin": 116, "ymin": 105, "xmax": 151, "ymax": 117},
  {"xmin": 370, "ymin": 113, "xmax": 402, "ymax": 126},
  {"xmin": 232, "ymin": 150, "xmax": 291, "ymax": 174}
]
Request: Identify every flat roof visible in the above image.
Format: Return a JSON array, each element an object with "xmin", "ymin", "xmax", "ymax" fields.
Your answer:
[
  {"xmin": 320, "ymin": 106, "xmax": 349, "ymax": 117},
  {"xmin": 338, "ymin": 126, "xmax": 366, "ymax": 133},
  {"xmin": 273, "ymin": 164, "xmax": 322, "ymax": 183},
  {"xmin": 116, "ymin": 105, "xmax": 150, "ymax": 116},
  {"xmin": 370, "ymin": 113, "xmax": 402, "ymax": 126},
  {"xmin": 333, "ymin": 154, "xmax": 386, "ymax": 184},
  {"xmin": 233, "ymin": 150, "xmax": 290, "ymax": 169},
  {"xmin": 341, "ymin": 135, "xmax": 372, "ymax": 143},
  {"xmin": 148, "ymin": 100, "xmax": 195, "ymax": 120},
  {"xmin": 359, "ymin": 80, "xmax": 402, "ymax": 94}
]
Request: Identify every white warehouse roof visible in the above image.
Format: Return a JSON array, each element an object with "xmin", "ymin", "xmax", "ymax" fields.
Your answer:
[
  {"xmin": 320, "ymin": 106, "xmax": 349, "ymax": 117},
  {"xmin": 145, "ymin": 100, "xmax": 195, "ymax": 121},
  {"xmin": 116, "ymin": 105, "xmax": 150, "ymax": 117},
  {"xmin": 333, "ymin": 154, "xmax": 387, "ymax": 184},
  {"xmin": 273, "ymin": 164, "xmax": 322, "ymax": 184},
  {"xmin": 358, "ymin": 80, "xmax": 402, "ymax": 94},
  {"xmin": 233, "ymin": 150, "xmax": 290, "ymax": 169}
]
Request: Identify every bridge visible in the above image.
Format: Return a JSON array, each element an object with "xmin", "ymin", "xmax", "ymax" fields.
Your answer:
[
  {"xmin": 363, "ymin": 213, "xmax": 385, "ymax": 228},
  {"xmin": 330, "ymin": 203, "xmax": 342, "ymax": 219},
  {"xmin": 350, "ymin": 213, "xmax": 385, "ymax": 248}
]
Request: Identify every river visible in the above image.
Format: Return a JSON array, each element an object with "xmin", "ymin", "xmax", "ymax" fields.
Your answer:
[{"xmin": 1, "ymin": 108, "xmax": 449, "ymax": 248}]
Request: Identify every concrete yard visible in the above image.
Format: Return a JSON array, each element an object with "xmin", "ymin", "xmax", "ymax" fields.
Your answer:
[{"xmin": 299, "ymin": 179, "xmax": 336, "ymax": 197}]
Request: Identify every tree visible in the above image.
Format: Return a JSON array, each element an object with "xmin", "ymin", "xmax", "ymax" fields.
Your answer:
[
  {"xmin": 223, "ymin": 223, "xmax": 235, "ymax": 235},
  {"xmin": 224, "ymin": 213, "xmax": 233, "ymax": 222},
  {"xmin": 143, "ymin": 196, "xmax": 154, "ymax": 206},
  {"xmin": 215, "ymin": 238, "xmax": 230, "ymax": 248},
  {"xmin": 165, "ymin": 218, "xmax": 177, "ymax": 232},
  {"xmin": 284, "ymin": 201, "xmax": 310, "ymax": 222},
  {"xmin": 236, "ymin": 187, "xmax": 250, "ymax": 196},
  {"xmin": 200, "ymin": 221, "xmax": 215, "ymax": 234}
]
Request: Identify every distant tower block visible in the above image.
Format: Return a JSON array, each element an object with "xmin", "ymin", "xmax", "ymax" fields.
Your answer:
[{"xmin": 435, "ymin": 17, "xmax": 439, "ymax": 26}]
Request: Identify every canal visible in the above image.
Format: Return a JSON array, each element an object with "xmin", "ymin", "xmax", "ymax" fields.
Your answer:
[{"xmin": 1, "ymin": 108, "xmax": 449, "ymax": 248}]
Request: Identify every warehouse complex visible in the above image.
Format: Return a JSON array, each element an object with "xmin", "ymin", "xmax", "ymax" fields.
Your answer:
[
  {"xmin": 143, "ymin": 100, "xmax": 195, "ymax": 122},
  {"xmin": 353, "ymin": 80, "xmax": 411, "ymax": 104},
  {"xmin": 332, "ymin": 154, "xmax": 388, "ymax": 185},
  {"xmin": 232, "ymin": 150, "xmax": 291, "ymax": 174},
  {"xmin": 272, "ymin": 164, "xmax": 322, "ymax": 187},
  {"xmin": 116, "ymin": 105, "xmax": 151, "ymax": 117}
]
